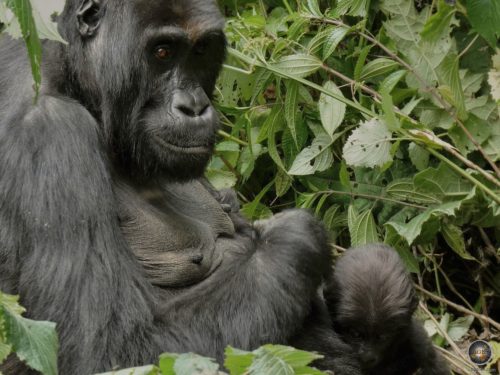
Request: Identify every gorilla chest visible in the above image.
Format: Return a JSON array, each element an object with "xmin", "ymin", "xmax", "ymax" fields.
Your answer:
[{"xmin": 115, "ymin": 179, "xmax": 235, "ymax": 287}]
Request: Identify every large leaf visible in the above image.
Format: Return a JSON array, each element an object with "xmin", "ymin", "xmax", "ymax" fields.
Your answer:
[
  {"xmin": 343, "ymin": 119, "xmax": 393, "ymax": 168},
  {"xmin": 272, "ymin": 54, "xmax": 322, "ymax": 78},
  {"xmin": 466, "ymin": 0, "xmax": 500, "ymax": 48},
  {"xmin": 318, "ymin": 81, "xmax": 346, "ymax": 136},
  {"xmin": 2, "ymin": 307, "xmax": 58, "ymax": 375}
]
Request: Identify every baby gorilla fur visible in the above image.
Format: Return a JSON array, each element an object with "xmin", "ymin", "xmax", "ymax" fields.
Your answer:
[{"xmin": 326, "ymin": 244, "xmax": 450, "ymax": 375}]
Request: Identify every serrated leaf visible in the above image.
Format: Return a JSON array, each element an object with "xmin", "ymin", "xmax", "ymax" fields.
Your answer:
[
  {"xmin": 381, "ymin": 86, "xmax": 400, "ymax": 131},
  {"xmin": 249, "ymin": 345, "xmax": 324, "ymax": 375},
  {"xmin": 379, "ymin": 69, "xmax": 407, "ymax": 94},
  {"xmin": 0, "ymin": 341, "xmax": 12, "ymax": 364},
  {"xmin": 322, "ymin": 27, "xmax": 350, "ymax": 60},
  {"xmin": 437, "ymin": 54, "xmax": 467, "ymax": 120},
  {"xmin": 272, "ymin": 54, "xmax": 322, "ymax": 78},
  {"xmin": 348, "ymin": 206, "xmax": 379, "ymax": 246},
  {"xmin": 343, "ymin": 119, "xmax": 393, "ymax": 168},
  {"xmin": 285, "ymin": 81, "xmax": 300, "ymax": 146},
  {"xmin": 420, "ymin": 1, "xmax": 455, "ymax": 42},
  {"xmin": 360, "ymin": 58, "xmax": 399, "ymax": 81},
  {"xmin": 336, "ymin": 0, "xmax": 369, "ymax": 17},
  {"xmin": 466, "ymin": 0, "xmax": 500, "ymax": 48},
  {"xmin": 408, "ymin": 143, "xmax": 430, "ymax": 171},
  {"xmin": 441, "ymin": 222, "xmax": 476, "ymax": 261},
  {"xmin": 319, "ymin": 81, "xmax": 346, "ymax": 136},
  {"xmin": 386, "ymin": 201, "xmax": 461, "ymax": 245},
  {"xmin": 224, "ymin": 347, "xmax": 254, "ymax": 375},
  {"xmin": 3, "ymin": 307, "xmax": 58, "ymax": 375},
  {"xmin": 289, "ymin": 133, "xmax": 335, "ymax": 175},
  {"xmin": 173, "ymin": 353, "xmax": 220, "ymax": 375}
]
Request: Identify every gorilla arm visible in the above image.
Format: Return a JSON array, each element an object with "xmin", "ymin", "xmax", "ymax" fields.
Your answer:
[{"xmin": 0, "ymin": 96, "xmax": 159, "ymax": 374}]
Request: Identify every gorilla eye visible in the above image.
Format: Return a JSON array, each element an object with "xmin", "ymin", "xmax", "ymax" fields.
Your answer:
[
  {"xmin": 194, "ymin": 41, "xmax": 208, "ymax": 55},
  {"xmin": 154, "ymin": 45, "xmax": 171, "ymax": 60}
]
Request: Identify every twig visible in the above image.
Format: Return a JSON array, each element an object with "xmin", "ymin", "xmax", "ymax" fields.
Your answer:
[
  {"xmin": 419, "ymin": 302, "xmax": 480, "ymax": 374},
  {"xmin": 415, "ymin": 285, "xmax": 500, "ymax": 331},
  {"xmin": 435, "ymin": 346, "xmax": 477, "ymax": 375}
]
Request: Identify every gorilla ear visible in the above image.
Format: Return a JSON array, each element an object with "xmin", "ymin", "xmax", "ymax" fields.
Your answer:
[{"xmin": 77, "ymin": 0, "xmax": 103, "ymax": 38}]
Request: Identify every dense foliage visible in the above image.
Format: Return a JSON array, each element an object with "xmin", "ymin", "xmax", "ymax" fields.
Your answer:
[{"xmin": 0, "ymin": 0, "xmax": 499, "ymax": 374}]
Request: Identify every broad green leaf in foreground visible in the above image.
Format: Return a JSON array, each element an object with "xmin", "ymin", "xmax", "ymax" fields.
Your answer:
[
  {"xmin": 96, "ymin": 365, "xmax": 158, "ymax": 375},
  {"xmin": 2, "ymin": 305, "xmax": 58, "ymax": 375},
  {"xmin": 343, "ymin": 119, "xmax": 393, "ymax": 168}
]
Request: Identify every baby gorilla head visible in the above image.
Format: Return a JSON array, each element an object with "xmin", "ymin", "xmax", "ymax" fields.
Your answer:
[{"xmin": 327, "ymin": 244, "xmax": 417, "ymax": 370}]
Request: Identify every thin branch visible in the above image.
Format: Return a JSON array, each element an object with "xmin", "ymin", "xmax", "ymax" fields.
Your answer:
[
  {"xmin": 419, "ymin": 302, "xmax": 481, "ymax": 374},
  {"xmin": 415, "ymin": 285, "xmax": 500, "ymax": 331}
]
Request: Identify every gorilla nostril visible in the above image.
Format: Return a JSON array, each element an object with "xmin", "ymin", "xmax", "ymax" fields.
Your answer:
[
  {"xmin": 191, "ymin": 254, "xmax": 204, "ymax": 265},
  {"xmin": 176, "ymin": 104, "xmax": 196, "ymax": 117}
]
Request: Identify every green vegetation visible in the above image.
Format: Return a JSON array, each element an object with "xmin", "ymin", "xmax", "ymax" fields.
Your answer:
[{"xmin": 0, "ymin": 0, "xmax": 499, "ymax": 374}]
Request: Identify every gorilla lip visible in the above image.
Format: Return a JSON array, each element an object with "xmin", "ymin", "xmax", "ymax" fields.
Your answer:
[{"xmin": 155, "ymin": 136, "xmax": 211, "ymax": 154}]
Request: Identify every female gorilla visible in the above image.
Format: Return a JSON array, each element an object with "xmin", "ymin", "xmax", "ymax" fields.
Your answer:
[{"xmin": 0, "ymin": 0, "xmax": 360, "ymax": 374}]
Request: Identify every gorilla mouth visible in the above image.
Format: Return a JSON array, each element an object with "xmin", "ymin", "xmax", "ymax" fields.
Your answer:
[{"xmin": 155, "ymin": 136, "xmax": 211, "ymax": 155}]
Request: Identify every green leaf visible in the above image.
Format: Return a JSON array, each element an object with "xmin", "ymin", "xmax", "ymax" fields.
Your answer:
[
  {"xmin": 381, "ymin": 87, "xmax": 400, "ymax": 131},
  {"xmin": 441, "ymin": 222, "xmax": 477, "ymax": 261},
  {"xmin": 249, "ymin": 345, "xmax": 324, "ymax": 375},
  {"xmin": 0, "ymin": 341, "xmax": 12, "ymax": 365},
  {"xmin": 379, "ymin": 69, "xmax": 407, "ymax": 94},
  {"xmin": 386, "ymin": 201, "xmax": 461, "ymax": 245},
  {"xmin": 336, "ymin": 0, "xmax": 369, "ymax": 17},
  {"xmin": 322, "ymin": 27, "xmax": 350, "ymax": 60},
  {"xmin": 96, "ymin": 365, "xmax": 159, "ymax": 375},
  {"xmin": 449, "ymin": 114, "xmax": 492, "ymax": 156},
  {"xmin": 272, "ymin": 54, "xmax": 322, "ymax": 78},
  {"xmin": 2, "ymin": 307, "xmax": 58, "ymax": 375},
  {"xmin": 285, "ymin": 81, "xmax": 300, "ymax": 146},
  {"xmin": 289, "ymin": 133, "xmax": 336, "ymax": 175},
  {"xmin": 343, "ymin": 119, "xmax": 393, "ymax": 168},
  {"xmin": 408, "ymin": 143, "xmax": 430, "ymax": 171},
  {"xmin": 437, "ymin": 53, "xmax": 467, "ymax": 120},
  {"xmin": 173, "ymin": 353, "xmax": 221, "ymax": 375},
  {"xmin": 466, "ymin": 0, "xmax": 500, "ymax": 48},
  {"xmin": 360, "ymin": 58, "xmax": 399, "ymax": 81},
  {"xmin": 5, "ymin": 0, "xmax": 42, "ymax": 98},
  {"xmin": 420, "ymin": 1, "xmax": 456, "ymax": 42},
  {"xmin": 348, "ymin": 206, "xmax": 379, "ymax": 246},
  {"xmin": 224, "ymin": 347, "xmax": 254, "ymax": 375},
  {"xmin": 318, "ymin": 81, "xmax": 346, "ymax": 136}
]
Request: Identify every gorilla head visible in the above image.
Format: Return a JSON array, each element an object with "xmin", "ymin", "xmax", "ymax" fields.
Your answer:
[{"xmin": 57, "ymin": 0, "xmax": 226, "ymax": 180}]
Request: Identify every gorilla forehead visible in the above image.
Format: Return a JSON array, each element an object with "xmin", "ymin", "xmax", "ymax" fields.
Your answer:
[{"xmin": 133, "ymin": 0, "xmax": 224, "ymax": 37}]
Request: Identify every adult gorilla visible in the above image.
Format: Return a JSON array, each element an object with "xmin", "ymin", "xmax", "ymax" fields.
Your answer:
[{"xmin": 0, "ymin": 1, "xmax": 360, "ymax": 374}]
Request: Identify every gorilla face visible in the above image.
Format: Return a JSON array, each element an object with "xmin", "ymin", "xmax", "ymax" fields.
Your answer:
[{"xmin": 68, "ymin": 0, "xmax": 226, "ymax": 180}]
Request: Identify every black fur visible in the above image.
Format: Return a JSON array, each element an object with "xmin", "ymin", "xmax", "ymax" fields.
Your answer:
[
  {"xmin": 0, "ymin": 1, "xmax": 347, "ymax": 374},
  {"xmin": 325, "ymin": 244, "xmax": 450, "ymax": 375}
]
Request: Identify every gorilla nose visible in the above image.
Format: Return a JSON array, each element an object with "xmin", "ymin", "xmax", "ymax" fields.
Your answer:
[
  {"xmin": 173, "ymin": 88, "xmax": 210, "ymax": 118},
  {"xmin": 191, "ymin": 254, "xmax": 204, "ymax": 265}
]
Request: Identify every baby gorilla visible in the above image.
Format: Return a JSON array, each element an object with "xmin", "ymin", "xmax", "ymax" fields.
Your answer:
[{"xmin": 326, "ymin": 244, "xmax": 449, "ymax": 375}]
